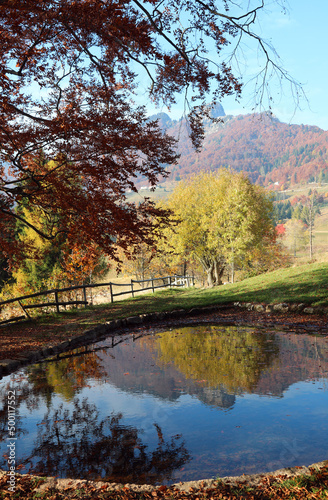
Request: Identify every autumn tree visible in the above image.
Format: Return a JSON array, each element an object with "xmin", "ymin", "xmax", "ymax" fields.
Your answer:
[
  {"xmin": 0, "ymin": 204, "xmax": 64, "ymax": 297},
  {"xmin": 0, "ymin": 255, "xmax": 10, "ymax": 292},
  {"xmin": 0, "ymin": 201, "xmax": 107, "ymax": 299},
  {"xmin": 155, "ymin": 325, "xmax": 279, "ymax": 393},
  {"xmin": 162, "ymin": 170, "xmax": 277, "ymax": 286},
  {"xmin": 116, "ymin": 243, "xmax": 157, "ymax": 281},
  {"xmin": 283, "ymin": 219, "xmax": 308, "ymax": 258},
  {"xmin": 0, "ymin": 0, "xmax": 301, "ymax": 266},
  {"xmin": 116, "ymin": 237, "xmax": 185, "ymax": 280},
  {"xmin": 212, "ymin": 171, "xmax": 278, "ymax": 282},
  {"xmin": 300, "ymin": 191, "xmax": 320, "ymax": 260},
  {"xmin": 240, "ymin": 230, "xmax": 291, "ymax": 279},
  {"xmin": 56, "ymin": 243, "xmax": 107, "ymax": 287}
]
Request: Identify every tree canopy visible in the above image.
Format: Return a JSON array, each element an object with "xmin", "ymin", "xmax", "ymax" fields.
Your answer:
[{"xmin": 0, "ymin": 0, "xmax": 300, "ymax": 265}]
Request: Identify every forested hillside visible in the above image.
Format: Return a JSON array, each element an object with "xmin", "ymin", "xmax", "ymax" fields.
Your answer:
[{"xmin": 149, "ymin": 107, "xmax": 328, "ymax": 189}]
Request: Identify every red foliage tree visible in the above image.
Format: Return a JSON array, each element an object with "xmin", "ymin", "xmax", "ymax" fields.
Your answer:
[
  {"xmin": 0, "ymin": 0, "xmax": 300, "ymax": 263},
  {"xmin": 275, "ymin": 223, "xmax": 286, "ymax": 237}
]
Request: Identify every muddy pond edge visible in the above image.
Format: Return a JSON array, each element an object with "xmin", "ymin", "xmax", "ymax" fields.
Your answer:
[{"xmin": 1, "ymin": 460, "xmax": 328, "ymax": 494}]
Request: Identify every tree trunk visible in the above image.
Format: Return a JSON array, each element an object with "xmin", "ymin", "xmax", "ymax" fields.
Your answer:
[
  {"xmin": 231, "ymin": 257, "xmax": 235, "ymax": 284},
  {"xmin": 204, "ymin": 260, "xmax": 225, "ymax": 287},
  {"xmin": 206, "ymin": 262, "xmax": 215, "ymax": 287},
  {"xmin": 309, "ymin": 219, "xmax": 313, "ymax": 260},
  {"xmin": 182, "ymin": 259, "xmax": 187, "ymax": 276},
  {"xmin": 214, "ymin": 260, "xmax": 224, "ymax": 285}
]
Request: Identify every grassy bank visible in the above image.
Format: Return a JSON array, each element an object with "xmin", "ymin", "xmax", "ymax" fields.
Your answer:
[
  {"xmin": 1, "ymin": 261, "xmax": 328, "ymax": 360},
  {"xmin": 33, "ymin": 260, "xmax": 328, "ymax": 318}
]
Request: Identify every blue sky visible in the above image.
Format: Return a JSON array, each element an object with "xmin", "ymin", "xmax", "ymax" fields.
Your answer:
[
  {"xmin": 145, "ymin": 1, "xmax": 328, "ymax": 131},
  {"xmin": 226, "ymin": 0, "xmax": 328, "ymax": 130}
]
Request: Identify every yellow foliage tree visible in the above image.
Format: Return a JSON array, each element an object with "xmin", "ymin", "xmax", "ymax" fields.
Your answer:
[
  {"xmin": 0, "ymin": 205, "xmax": 62, "ymax": 297},
  {"xmin": 0, "ymin": 203, "xmax": 107, "ymax": 303},
  {"xmin": 155, "ymin": 325, "xmax": 279, "ymax": 393},
  {"xmin": 283, "ymin": 219, "xmax": 308, "ymax": 257},
  {"xmin": 161, "ymin": 170, "xmax": 278, "ymax": 286},
  {"xmin": 116, "ymin": 241, "xmax": 183, "ymax": 281}
]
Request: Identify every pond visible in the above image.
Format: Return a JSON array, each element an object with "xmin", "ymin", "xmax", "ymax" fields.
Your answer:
[{"xmin": 1, "ymin": 323, "xmax": 328, "ymax": 485}]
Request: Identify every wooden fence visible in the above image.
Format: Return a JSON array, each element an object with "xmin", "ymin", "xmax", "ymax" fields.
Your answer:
[{"xmin": 0, "ymin": 275, "xmax": 194, "ymax": 326}]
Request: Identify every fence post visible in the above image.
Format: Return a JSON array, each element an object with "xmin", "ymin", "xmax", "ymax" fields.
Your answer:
[
  {"xmin": 82, "ymin": 286, "xmax": 87, "ymax": 307},
  {"xmin": 131, "ymin": 279, "xmax": 134, "ymax": 298},
  {"xmin": 152, "ymin": 279, "xmax": 155, "ymax": 293},
  {"xmin": 18, "ymin": 300, "xmax": 30, "ymax": 319},
  {"xmin": 109, "ymin": 283, "xmax": 113, "ymax": 303},
  {"xmin": 169, "ymin": 276, "xmax": 172, "ymax": 288},
  {"xmin": 55, "ymin": 290, "xmax": 60, "ymax": 313}
]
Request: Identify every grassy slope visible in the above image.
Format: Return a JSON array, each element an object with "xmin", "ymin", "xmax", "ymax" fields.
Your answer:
[
  {"xmin": 2, "ymin": 261, "xmax": 328, "ymax": 346},
  {"xmin": 214, "ymin": 261, "xmax": 328, "ymax": 307},
  {"xmin": 141, "ymin": 261, "xmax": 328, "ymax": 311},
  {"xmin": 1, "ymin": 260, "xmax": 328, "ymax": 361}
]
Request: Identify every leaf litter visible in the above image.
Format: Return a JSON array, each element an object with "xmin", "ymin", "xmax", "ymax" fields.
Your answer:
[{"xmin": 1, "ymin": 463, "xmax": 328, "ymax": 500}]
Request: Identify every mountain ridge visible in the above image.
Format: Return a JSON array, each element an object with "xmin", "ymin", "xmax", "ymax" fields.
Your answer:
[{"xmin": 148, "ymin": 107, "xmax": 328, "ymax": 189}]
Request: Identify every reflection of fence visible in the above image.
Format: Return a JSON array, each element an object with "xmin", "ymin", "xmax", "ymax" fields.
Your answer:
[{"xmin": 0, "ymin": 275, "xmax": 194, "ymax": 326}]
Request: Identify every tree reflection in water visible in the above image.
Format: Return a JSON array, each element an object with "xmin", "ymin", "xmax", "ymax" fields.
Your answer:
[
  {"xmin": 154, "ymin": 325, "xmax": 280, "ymax": 393},
  {"xmin": 27, "ymin": 348, "xmax": 107, "ymax": 402},
  {"xmin": 22, "ymin": 397, "xmax": 191, "ymax": 485}
]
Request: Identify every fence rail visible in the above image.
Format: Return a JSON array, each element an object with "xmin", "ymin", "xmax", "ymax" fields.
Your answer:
[{"xmin": 0, "ymin": 275, "xmax": 194, "ymax": 326}]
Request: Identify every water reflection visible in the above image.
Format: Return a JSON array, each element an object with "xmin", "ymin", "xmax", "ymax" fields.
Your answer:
[
  {"xmin": 28, "ymin": 348, "xmax": 107, "ymax": 401},
  {"xmin": 154, "ymin": 325, "xmax": 280, "ymax": 394},
  {"xmin": 21, "ymin": 398, "xmax": 190, "ymax": 484},
  {"xmin": 0, "ymin": 323, "xmax": 327, "ymax": 484}
]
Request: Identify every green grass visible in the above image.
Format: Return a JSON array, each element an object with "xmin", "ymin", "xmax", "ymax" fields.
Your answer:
[
  {"xmin": 24, "ymin": 261, "xmax": 328, "ymax": 320},
  {"xmin": 215, "ymin": 261, "xmax": 328, "ymax": 307},
  {"xmin": 51, "ymin": 259, "xmax": 328, "ymax": 321},
  {"xmin": 3, "ymin": 261, "xmax": 328, "ymax": 346},
  {"xmin": 269, "ymin": 465, "xmax": 328, "ymax": 499}
]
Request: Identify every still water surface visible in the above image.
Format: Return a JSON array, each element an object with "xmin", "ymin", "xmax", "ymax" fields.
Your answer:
[{"xmin": 1, "ymin": 323, "xmax": 328, "ymax": 485}]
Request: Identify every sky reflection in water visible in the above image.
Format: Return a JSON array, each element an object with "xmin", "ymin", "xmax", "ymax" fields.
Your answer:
[{"xmin": 0, "ymin": 323, "xmax": 328, "ymax": 485}]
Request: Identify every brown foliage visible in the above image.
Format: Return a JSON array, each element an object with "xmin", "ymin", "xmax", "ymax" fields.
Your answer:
[{"xmin": 0, "ymin": 0, "xmax": 240, "ymax": 263}]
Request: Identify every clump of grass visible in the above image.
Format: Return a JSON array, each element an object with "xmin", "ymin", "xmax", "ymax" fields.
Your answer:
[{"xmin": 269, "ymin": 464, "xmax": 328, "ymax": 499}]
